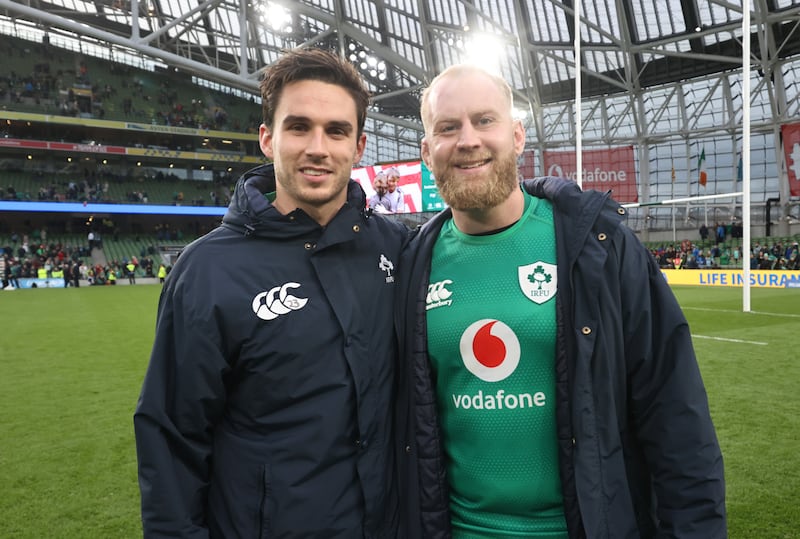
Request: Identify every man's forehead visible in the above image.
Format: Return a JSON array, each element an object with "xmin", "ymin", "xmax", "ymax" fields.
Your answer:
[
  {"xmin": 276, "ymin": 80, "xmax": 358, "ymax": 125},
  {"xmin": 429, "ymin": 74, "xmax": 508, "ymax": 114}
]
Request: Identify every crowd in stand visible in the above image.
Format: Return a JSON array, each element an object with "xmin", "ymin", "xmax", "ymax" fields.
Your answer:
[
  {"xmin": 650, "ymin": 236, "xmax": 800, "ymax": 270},
  {"xmin": 1, "ymin": 229, "xmax": 172, "ymax": 289},
  {"xmin": 1, "ymin": 232, "xmax": 90, "ymax": 287},
  {"xmin": 1, "ymin": 167, "xmax": 234, "ymax": 207},
  {"xmin": 0, "ymin": 36, "xmax": 260, "ymax": 133}
]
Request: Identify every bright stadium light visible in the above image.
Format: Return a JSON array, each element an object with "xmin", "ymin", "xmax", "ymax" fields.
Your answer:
[
  {"xmin": 347, "ymin": 42, "xmax": 388, "ymax": 83},
  {"xmin": 463, "ymin": 33, "xmax": 505, "ymax": 73},
  {"xmin": 262, "ymin": 2, "xmax": 292, "ymax": 33}
]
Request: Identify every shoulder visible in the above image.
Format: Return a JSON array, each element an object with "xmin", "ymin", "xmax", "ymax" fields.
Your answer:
[
  {"xmin": 166, "ymin": 227, "xmax": 237, "ymax": 276},
  {"xmin": 364, "ymin": 214, "xmax": 411, "ymax": 244}
]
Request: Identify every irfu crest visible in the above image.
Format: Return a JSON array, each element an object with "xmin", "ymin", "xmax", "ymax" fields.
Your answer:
[{"xmin": 518, "ymin": 262, "xmax": 558, "ymax": 304}]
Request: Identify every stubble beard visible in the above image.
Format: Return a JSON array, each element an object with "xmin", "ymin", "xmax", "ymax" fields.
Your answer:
[
  {"xmin": 434, "ymin": 150, "xmax": 520, "ymax": 211},
  {"xmin": 274, "ymin": 160, "xmax": 350, "ymax": 210}
]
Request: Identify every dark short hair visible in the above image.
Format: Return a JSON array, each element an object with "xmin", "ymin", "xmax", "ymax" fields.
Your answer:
[{"xmin": 259, "ymin": 48, "xmax": 371, "ymax": 136}]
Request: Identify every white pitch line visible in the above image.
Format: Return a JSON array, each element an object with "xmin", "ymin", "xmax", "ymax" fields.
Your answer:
[
  {"xmin": 683, "ymin": 307, "xmax": 800, "ymax": 319},
  {"xmin": 692, "ymin": 335, "xmax": 768, "ymax": 346}
]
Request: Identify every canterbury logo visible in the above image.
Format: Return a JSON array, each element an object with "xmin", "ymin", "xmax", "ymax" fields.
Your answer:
[
  {"xmin": 252, "ymin": 282, "xmax": 308, "ymax": 321},
  {"xmin": 426, "ymin": 279, "xmax": 453, "ymax": 310}
]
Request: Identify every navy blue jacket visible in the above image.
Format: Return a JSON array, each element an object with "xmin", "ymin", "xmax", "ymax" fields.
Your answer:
[
  {"xmin": 395, "ymin": 177, "xmax": 726, "ymax": 538},
  {"xmin": 135, "ymin": 164, "xmax": 407, "ymax": 538}
]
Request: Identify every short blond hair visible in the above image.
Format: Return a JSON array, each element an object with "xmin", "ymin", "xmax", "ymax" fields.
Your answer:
[{"xmin": 420, "ymin": 64, "xmax": 514, "ymax": 132}]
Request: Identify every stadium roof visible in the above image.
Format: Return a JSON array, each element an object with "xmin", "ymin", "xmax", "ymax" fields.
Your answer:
[{"xmin": 1, "ymin": 0, "xmax": 799, "ymax": 135}]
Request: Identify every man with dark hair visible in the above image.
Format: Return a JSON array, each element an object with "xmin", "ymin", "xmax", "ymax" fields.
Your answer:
[
  {"xmin": 396, "ymin": 64, "xmax": 726, "ymax": 538},
  {"xmin": 135, "ymin": 48, "xmax": 406, "ymax": 538}
]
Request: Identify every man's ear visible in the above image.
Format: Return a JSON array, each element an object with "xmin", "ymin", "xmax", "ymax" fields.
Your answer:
[
  {"xmin": 353, "ymin": 133, "xmax": 367, "ymax": 165},
  {"xmin": 421, "ymin": 137, "xmax": 431, "ymax": 169},
  {"xmin": 259, "ymin": 124, "xmax": 274, "ymax": 160},
  {"xmin": 513, "ymin": 119, "xmax": 525, "ymax": 157}
]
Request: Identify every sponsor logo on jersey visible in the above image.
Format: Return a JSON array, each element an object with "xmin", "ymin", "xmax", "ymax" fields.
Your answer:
[
  {"xmin": 426, "ymin": 279, "xmax": 453, "ymax": 310},
  {"xmin": 379, "ymin": 254, "xmax": 395, "ymax": 283},
  {"xmin": 459, "ymin": 319, "xmax": 520, "ymax": 382},
  {"xmin": 252, "ymin": 282, "xmax": 308, "ymax": 321},
  {"xmin": 453, "ymin": 319, "xmax": 548, "ymax": 411},
  {"xmin": 518, "ymin": 261, "xmax": 557, "ymax": 304}
]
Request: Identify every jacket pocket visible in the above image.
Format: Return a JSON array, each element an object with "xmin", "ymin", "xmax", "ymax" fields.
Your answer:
[{"xmin": 258, "ymin": 464, "xmax": 272, "ymax": 539}]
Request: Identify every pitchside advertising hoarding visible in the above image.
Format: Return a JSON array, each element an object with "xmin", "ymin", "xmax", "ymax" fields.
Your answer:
[{"xmin": 661, "ymin": 269, "xmax": 800, "ymax": 288}]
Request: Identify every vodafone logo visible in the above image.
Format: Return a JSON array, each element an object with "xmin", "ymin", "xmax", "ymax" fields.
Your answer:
[
  {"xmin": 459, "ymin": 319, "xmax": 520, "ymax": 382},
  {"xmin": 547, "ymin": 164, "xmax": 565, "ymax": 178}
]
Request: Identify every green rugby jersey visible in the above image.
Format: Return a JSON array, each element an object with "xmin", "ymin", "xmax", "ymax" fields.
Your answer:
[{"xmin": 427, "ymin": 191, "xmax": 567, "ymax": 538}]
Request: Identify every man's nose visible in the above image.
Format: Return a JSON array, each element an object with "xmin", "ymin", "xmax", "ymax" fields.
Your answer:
[
  {"xmin": 456, "ymin": 123, "xmax": 481, "ymax": 149},
  {"xmin": 305, "ymin": 128, "xmax": 329, "ymax": 155}
]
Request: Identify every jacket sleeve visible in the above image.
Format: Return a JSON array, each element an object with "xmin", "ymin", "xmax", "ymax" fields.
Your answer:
[
  {"xmin": 619, "ymin": 230, "xmax": 727, "ymax": 538},
  {"xmin": 133, "ymin": 269, "xmax": 229, "ymax": 538}
]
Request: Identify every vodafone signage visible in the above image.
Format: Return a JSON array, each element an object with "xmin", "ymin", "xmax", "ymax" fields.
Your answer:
[{"xmin": 543, "ymin": 146, "xmax": 638, "ymax": 203}]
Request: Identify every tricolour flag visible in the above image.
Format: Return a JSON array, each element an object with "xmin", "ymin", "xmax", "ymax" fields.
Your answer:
[
  {"xmin": 698, "ymin": 148, "xmax": 707, "ymax": 187},
  {"xmin": 737, "ymin": 153, "xmax": 743, "ymax": 182}
]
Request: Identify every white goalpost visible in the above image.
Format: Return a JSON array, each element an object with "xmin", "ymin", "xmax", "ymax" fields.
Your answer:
[{"xmin": 572, "ymin": 1, "xmax": 755, "ymax": 313}]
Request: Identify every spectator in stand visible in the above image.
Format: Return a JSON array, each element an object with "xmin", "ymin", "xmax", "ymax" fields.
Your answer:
[
  {"xmin": 9, "ymin": 258, "xmax": 21, "ymax": 289},
  {"xmin": 385, "ymin": 167, "xmax": 406, "ymax": 213},
  {"xmin": 788, "ymin": 251, "xmax": 800, "ymax": 270},
  {"xmin": 368, "ymin": 171, "xmax": 393, "ymax": 213},
  {"xmin": 699, "ymin": 223, "xmax": 708, "ymax": 242},
  {"xmin": 0, "ymin": 254, "xmax": 7, "ymax": 289},
  {"xmin": 71, "ymin": 260, "xmax": 81, "ymax": 287},
  {"xmin": 704, "ymin": 249, "xmax": 716, "ymax": 268}
]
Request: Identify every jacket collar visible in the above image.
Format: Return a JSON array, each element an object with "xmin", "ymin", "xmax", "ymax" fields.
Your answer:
[{"xmin": 222, "ymin": 163, "xmax": 370, "ymax": 239}]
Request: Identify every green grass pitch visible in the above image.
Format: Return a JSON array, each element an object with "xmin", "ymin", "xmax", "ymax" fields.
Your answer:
[{"xmin": 0, "ymin": 284, "xmax": 797, "ymax": 538}]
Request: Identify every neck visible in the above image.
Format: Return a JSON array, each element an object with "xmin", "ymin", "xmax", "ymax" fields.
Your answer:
[
  {"xmin": 273, "ymin": 197, "xmax": 345, "ymax": 227},
  {"xmin": 451, "ymin": 188, "xmax": 525, "ymax": 235}
]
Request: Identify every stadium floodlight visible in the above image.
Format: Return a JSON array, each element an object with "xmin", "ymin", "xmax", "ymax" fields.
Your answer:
[
  {"xmin": 462, "ymin": 33, "xmax": 504, "ymax": 73},
  {"xmin": 347, "ymin": 42, "xmax": 388, "ymax": 83},
  {"xmin": 261, "ymin": 2, "xmax": 292, "ymax": 33}
]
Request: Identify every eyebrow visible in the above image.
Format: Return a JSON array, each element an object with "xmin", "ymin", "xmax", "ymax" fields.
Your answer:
[{"xmin": 282, "ymin": 115, "xmax": 355, "ymax": 133}]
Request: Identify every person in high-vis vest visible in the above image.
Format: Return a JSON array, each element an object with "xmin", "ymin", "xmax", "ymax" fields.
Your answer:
[
  {"xmin": 157, "ymin": 264, "xmax": 167, "ymax": 284},
  {"xmin": 126, "ymin": 262, "xmax": 136, "ymax": 284}
]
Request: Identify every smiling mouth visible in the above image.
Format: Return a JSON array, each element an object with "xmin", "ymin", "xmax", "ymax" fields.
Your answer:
[
  {"xmin": 456, "ymin": 159, "xmax": 491, "ymax": 170},
  {"xmin": 300, "ymin": 167, "xmax": 330, "ymax": 177}
]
